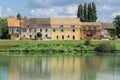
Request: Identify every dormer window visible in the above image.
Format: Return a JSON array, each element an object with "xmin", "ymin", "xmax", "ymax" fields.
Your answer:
[
  {"xmin": 71, "ymin": 25, "xmax": 75, "ymax": 32},
  {"xmin": 60, "ymin": 25, "xmax": 64, "ymax": 32}
]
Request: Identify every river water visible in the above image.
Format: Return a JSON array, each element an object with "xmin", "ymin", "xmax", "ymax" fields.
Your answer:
[{"xmin": 0, "ymin": 56, "xmax": 120, "ymax": 80}]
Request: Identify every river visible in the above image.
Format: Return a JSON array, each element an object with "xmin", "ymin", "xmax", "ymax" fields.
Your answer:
[{"xmin": 0, "ymin": 55, "xmax": 120, "ymax": 80}]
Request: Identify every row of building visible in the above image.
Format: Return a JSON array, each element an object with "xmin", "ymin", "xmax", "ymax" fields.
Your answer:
[{"xmin": 7, "ymin": 18, "xmax": 116, "ymax": 40}]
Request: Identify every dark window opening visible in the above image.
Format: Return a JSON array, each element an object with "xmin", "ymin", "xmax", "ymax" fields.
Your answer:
[
  {"xmin": 62, "ymin": 35, "xmax": 64, "ymax": 40},
  {"xmin": 67, "ymin": 35, "xmax": 70, "ymax": 38},
  {"xmin": 30, "ymin": 35, "xmax": 32, "ymax": 39},
  {"xmin": 61, "ymin": 29, "xmax": 64, "ymax": 32},
  {"xmin": 72, "ymin": 29, "xmax": 75, "ymax": 32},
  {"xmin": 56, "ymin": 35, "xmax": 59, "ymax": 40},
  {"xmin": 53, "ymin": 29, "xmax": 56, "ymax": 32},
  {"xmin": 45, "ymin": 34, "xmax": 48, "ymax": 38},
  {"xmin": 40, "ymin": 28, "xmax": 42, "ymax": 32},
  {"xmin": 73, "ymin": 36, "xmax": 75, "ymax": 40},
  {"xmin": 84, "ymin": 32, "xmax": 85, "ymax": 34},
  {"xmin": 12, "ymin": 29, "xmax": 14, "ymax": 33},
  {"xmin": 17, "ymin": 35, "xmax": 19, "ymax": 38}
]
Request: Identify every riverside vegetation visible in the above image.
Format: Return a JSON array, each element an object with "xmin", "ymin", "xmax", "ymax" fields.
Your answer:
[{"xmin": 0, "ymin": 40, "xmax": 120, "ymax": 55}]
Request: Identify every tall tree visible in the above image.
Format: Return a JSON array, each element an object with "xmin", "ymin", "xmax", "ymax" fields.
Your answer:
[
  {"xmin": 92, "ymin": 2, "xmax": 97, "ymax": 22},
  {"xmin": 113, "ymin": 15, "xmax": 120, "ymax": 38},
  {"xmin": 77, "ymin": 4, "xmax": 84, "ymax": 21},
  {"xmin": 77, "ymin": 2, "xmax": 97, "ymax": 22},
  {"xmin": 16, "ymin": 13, "xmax": 22, "ymax": 20},
  {"xmin": 84, "ymin": 3, "xmax": 87, "ymax": 22},
  {"xmin": 0, "ymin": 18, "xmax": 8, "ymax": 39}
]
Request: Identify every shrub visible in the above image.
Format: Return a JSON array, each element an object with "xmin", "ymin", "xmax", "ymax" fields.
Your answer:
[
  {"xmin": 95, "ymin": 42, "xmax": 116, "ymax": 52},
  {"xmin": 84, "ymin": 38, "xmax": 91, "ymax": 46}
]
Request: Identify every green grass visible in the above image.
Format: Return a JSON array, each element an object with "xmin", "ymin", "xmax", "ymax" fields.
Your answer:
[{"xmin": 0, "ymin": 40, "xmax": 120, "ymax": 54}]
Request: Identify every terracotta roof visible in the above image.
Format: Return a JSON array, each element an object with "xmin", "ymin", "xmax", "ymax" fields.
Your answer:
[
  {"xmin": 7, "ymin": 18, "xmax": 20, "ymax": 27},
  {"xmin": 80, "ymin": 22, "xmax": 101, "ymax": 26},
  {"xmin": 21, "ymin": 18, "xmax": 51, "ymax": 28},
  {"xmin": 101, "ymin": 23, "xmax": 115, "ymax": 29},
  {"xmin": 50, "ymin": 18, "xmax": 81, "ymax": 26}
]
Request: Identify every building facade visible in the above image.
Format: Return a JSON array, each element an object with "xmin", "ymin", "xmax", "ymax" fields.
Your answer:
[
  {"xmin": 101, "ymin": 23, "xmax": 116, "ymax": 39},
  {"xmin": 7, "ymin": 18, "xmax": 115, "ymax": 40},
  {"xmin": 50, "ymin": 18, "xmax": 81, "ymax": 40},
  {"xmin": 7, "ymin": 18, "xmax": 21, "ymax": 40},
  {"xmin": 80, "ymin": 22, "xmax": 102, "ymax": 39}
]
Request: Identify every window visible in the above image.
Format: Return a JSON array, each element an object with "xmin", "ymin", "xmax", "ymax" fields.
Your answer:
[
  {"xmin": 40, "ymin": 28, "xmax": 42, "ymax": 32},
  {"xmin": 17, "ymin": 35, "xmax": 19, "ymax": 38},
  {"xmin": 60, "ymin": 25, "xmax": 64, "ymax": 28},
  {"xmin": 72, "ymin": 29, "xmax": 75, "ymax": 32},
  {"xmin": 60, "ymin": 25, "xmax": 64, "ymax": 32},
  {"xmin": 67, "ymin": 35, "xmax": 70, "ymax": 38},
  {"xmin": 56, "ymin": 35, "xmax": 59, "ymax": 40},
  {"xmin": 16, "ymin": 28, "xmax": 20, "ymax": 32},
  {"xmin": 53, "ymin": 29, "xmax": 56, "ymax": 32},
  {"xmin": 61, "ymin": 29, "xmax": 64, "ymax": 32},
  {"xmin": 84, "ymin": 32, "xmax": 85, "ymax": 34},
  {"xmin": 29, "ymin": 28, "xmax": 31, "ymax": 33},
  {"xmin": 46, "ymin": 34, "xmax": 48, "ymax": 38},
  {"xmin": 45, "ymin": 28, "xmax": 48, "ymax": 32},
  {"xmin": 62, "ymin": 35, "xmax": 64, "ymax": 40},
  {"xmin": 71, "ymin": 25, "xmax": 75, "ymax": 28},
  {"xmin": 12, "ymin": 29, "xmax": 14, "ymax": 33},
  {"xmin": 73, "ymin": 36, "xmax": 75, "ymax": 40},
  {"xmin": 94, "ymin": 27, "xmax": 96, "ymax": 30},
  {"xmin": 71, "ymin": 25, "xmax": 75, "ymax": 32}
]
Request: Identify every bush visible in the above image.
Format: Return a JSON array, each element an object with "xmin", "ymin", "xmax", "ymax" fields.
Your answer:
[
  {"xmin": 95, "ymin": 42, "xmax": 116, "ymax": 52},
  {"xmin": 84, "ymin": 38, "xmax": 91, "ymax": 46}
]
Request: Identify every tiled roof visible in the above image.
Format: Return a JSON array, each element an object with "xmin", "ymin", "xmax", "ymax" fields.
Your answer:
[
  {"xmin": 21, "ymin": 18, "xmax": 51, "ymax": 28},
  {"xmin": 50, "ymin": 18, "xmax": 80, "ymax": 26},
  {"xmin": 7, "ymin": 18, "xmax": 20, "ymax": 27},
  {"xmin": 81, "ymin": 22, "xmax": 101, "ymax": 26},
  {"xmin": 101, "ymin": 23, "xmax": 115, "ymax": 29}
]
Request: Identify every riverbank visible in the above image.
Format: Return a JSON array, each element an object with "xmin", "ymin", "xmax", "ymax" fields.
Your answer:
[{"xmin": 0, "ymin": 40, "xmax": 120, "ymax": 54}]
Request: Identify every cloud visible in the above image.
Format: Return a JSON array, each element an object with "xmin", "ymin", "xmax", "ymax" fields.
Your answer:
[
  {"xmin": 7, "ymin": 8, "xmax": 13, "ymax": 13},
  {"xmin": 112, "ymin": 11, "xmax": 120, "ymax": 18},
  {"xmin": 30, "ymin": 4, "xmax": 78, "ymax": 18},
  {"xmin": 28, "ymin": 0, "xmax": 81, "ymax": 8},
  {"xmin": 0, "ymin": 7, "xmax": 2, "ymax": 17},
  {"xmin": 99, "ymin": 5, "xmax": 113, "ymax": 11}
]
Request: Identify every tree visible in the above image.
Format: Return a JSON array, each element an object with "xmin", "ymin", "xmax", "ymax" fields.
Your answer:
[
  {"xmin": 37, "ymin": 32, "xmax": 42, "ymax": 40},
  {"xmin": 113, "ymin": 15, "xmax": 120, "ymax": 38},
  {"xmin": 77, "ymin": 4, "xmax": 84, "ymax": 21},
  {"xmin": 92, "ymin": 2, "xmax": 97, "ymax": 22},
  {"xmin": 0, "ymin": 18, "xmax": 8, "ymax": 39},
  {"xmin": 77, "ymin": 2, "xmax": 97, "ymax": 22},
  {"xmin": 84, "ymin": 3, "xmax": 87, "ymax": 22},
  {"xmin": 16, "ymin": 13, "xmax": 22, "ymax": 20}
]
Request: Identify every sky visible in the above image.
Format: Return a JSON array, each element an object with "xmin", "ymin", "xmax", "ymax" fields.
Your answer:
[{"xmin": 0, "ymin": 0, "xmax": 120, "ymax": 22}]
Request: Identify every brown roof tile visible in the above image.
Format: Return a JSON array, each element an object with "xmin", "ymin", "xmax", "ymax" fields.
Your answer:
[
  {"xmin": 101, "ymin": 23, "xmax": 115, "ymax": 29},
  {"xmin": 81, "ymin": 22, "xmax": 101, "ymax": 26},
  {"xmin": 7, "ymin": 18, "xmax": 20, "ymax": 27}
]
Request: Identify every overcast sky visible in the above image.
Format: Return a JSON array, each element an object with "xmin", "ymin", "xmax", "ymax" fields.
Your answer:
[{"xmin": 0, "ymin": 0, "xmax": 120, "ymax": 22}]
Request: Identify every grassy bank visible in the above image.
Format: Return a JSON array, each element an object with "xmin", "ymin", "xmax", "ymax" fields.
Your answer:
[{"xmin": 0, "ymin": 40, "xmax": 120, "ymax": 54}]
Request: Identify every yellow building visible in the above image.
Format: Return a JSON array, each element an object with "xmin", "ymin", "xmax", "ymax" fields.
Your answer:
[
  {"xmin": 7, "ymin": 18, "xmax": 21, "ymax": 40},
  {"xmin": 50, "ymin": 18, "xmax": 81, "ymax": 40}
]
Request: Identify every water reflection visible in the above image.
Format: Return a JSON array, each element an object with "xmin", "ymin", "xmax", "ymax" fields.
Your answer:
[{"xmin": 0, "ymin": 56, "xmax": 120, "ymax": 80}]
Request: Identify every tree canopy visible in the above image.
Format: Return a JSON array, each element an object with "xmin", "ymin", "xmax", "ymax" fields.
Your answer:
[
  {"xmin": 113, "ymin": 15, "xmax": 120, "ymax": 38},
  {"xmin": 0, "ymin": 18, "xmax": 8, "ymax": 39},
  {"xmin": 77, "ymin": 2, "xmax": 97, "ymax": 22},
  {"xmin": 16, "ymin": 13, "xmax": 22, "ymax": 20}
]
